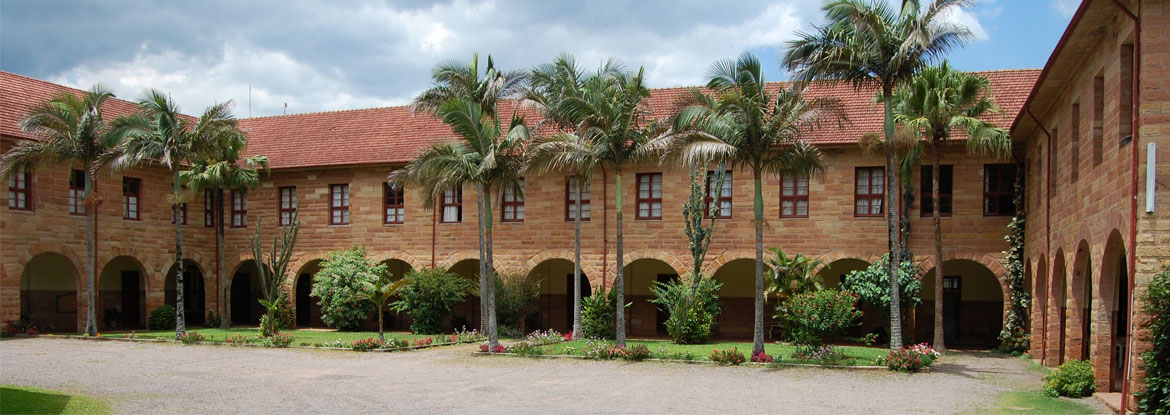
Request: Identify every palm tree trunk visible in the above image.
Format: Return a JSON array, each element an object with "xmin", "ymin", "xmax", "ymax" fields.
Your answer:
[
  {"xmin": 476, "ymin": 184, "xmax": 487, "ymax": 333},
  {"xmin": 83, "ymin": 170, "xmax": 97, "ymax": 336},
  {"xmin": 752, "ymin": 169, "xmax": 765, "ymax": 355},
  {"xmin": 173, "ymin": 171, "xmax": 186, "ymax": 339},
  {"xmin": 931, "ymin": 140, "xmax": 946, "ymax": 352},
  {"xmin": 883, "ymin": 89, "xmax": 904, "ymax": 350},
  {"xmin": 572, "ymin": 180, "xmax": 583, "ymax": 340},
  {"xmin": 218, "ymin": 188, "xmax": 230, "ymax": 330},
  {"xmin": 614, "ymin": 167, "xmax": 626, "ymax": 347},
  {"xmin": 378, "ymin": 305, "xmax": 385, "ymax": 342},
  {"xmin": 483, "ymin": 185, "xmax": 499, "ymax": 349}
]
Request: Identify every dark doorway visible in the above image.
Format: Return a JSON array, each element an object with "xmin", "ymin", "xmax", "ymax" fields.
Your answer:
[
  {"xmin": 1113, "ymin": 258, "xmax": 1129, "ymax": 392},
  {"xmin": 296, "ymin": 273, "xmax": 312, "ymax": 327},
  {"xmin": 655, "ymin": 273, "xmax": 678, "ymax": 335},
  {"xmin": 121, "ymin": 271, "xmax": 141, "ymax": 327},
  {"xmin": 183, "ymin": 269, "xmax": 205, "ymax": 326},
  {"xmin": 943, "ymin": 276, "xmax": 961, "ymax": 345},
  {"xmin": 563, "ymin": 273, "xmax": 592, "ymax": 332},
  {"xmin": 231, "ymin": 273, "xmax": 252, "ymax": 325}
]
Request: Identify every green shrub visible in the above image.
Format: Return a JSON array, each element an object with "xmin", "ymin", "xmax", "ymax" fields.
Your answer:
[
  {"xmin": 392, "ymin": 268, "xmax": 472, "ymax": 334},
  {"xmin": 178, "ymin": 331, "xmax": 204, "ymax": 344},
  {"xmin": 312, "ymin": 247, "xmax": 383, "ymax": 331},
  {"xmin": 260, "ymin": 291, "xmax": 295, "ymax": 337},
  {"xmin": 1139, "ymin": 265, "xmax": 1170, "ymax": 414},
  {"xmin": 581, "ymin": 287, "xmax": 628, "ymax": 340},
  {"xmin": 263, "ymin": 332, "xmax": 295, "ymax": 348},
  {"xmin": 785, "ymin": 289, "xmax": 862, "ymax": 347},
  {"xmin": 148, "ymin": 305, "xmax": 176, "ymax": 330},
  {"xmin": 1043, "ymin": 360, "xmax": 1096, "ymax": 398},
  {"xmin": 709, "ymin": 347, "xmax": 746, "ymax": 365},
  {"xmin": 625, "ymin": 344, "xmax": 651, "ymax": 361},
  {"xmin": 508, "ymin": 341, "xmax": 545, "ymax": 356},
  {"xmin": 494, "ymin": 273, "xmax": 541, "ymax": 333},
  {"xmin": 650, "ymin": 274, "xmax": 722, "ymax": 344},
  {"xmin": 840, "ymin": 254, "xmax": 922, "ymax": 311}
]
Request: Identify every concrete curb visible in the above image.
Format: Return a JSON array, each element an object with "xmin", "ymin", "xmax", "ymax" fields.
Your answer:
[{"xmin": 5, "ymin": 333, "xmax": 482, "ymax": 352}]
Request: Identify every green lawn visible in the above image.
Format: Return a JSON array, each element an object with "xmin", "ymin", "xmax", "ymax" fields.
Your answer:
[
  {"xmin": 103, "ymin": 328, "xmax": 464, "ymax": 346},
  {"xmin": 540, "ymin": 340, "xmax": 888, "ymax": 366},
  {"xmin": 971, "ymin": 391, "xmax": 1096, "ymax": 415},
  {"xmin": 0, "ymin": 385, "xmax": 112, "ymax": 415}
]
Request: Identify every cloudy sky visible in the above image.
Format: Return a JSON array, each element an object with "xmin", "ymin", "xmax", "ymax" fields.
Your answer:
[{"xmin": 2, "ymin": 0, "xmax": 1079, "ymax": 118}]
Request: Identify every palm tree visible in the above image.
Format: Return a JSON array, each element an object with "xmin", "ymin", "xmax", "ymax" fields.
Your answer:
[
  {"xmin": 183, "ymin": 130, "xmax": 267, "ymax": 329},
  {"xmin": 783, "ymin": 0, "xmax": 973, "ymax": 349},
  {"xmin": 407, "ymin": 53, "xmax": 526, "ymax": 337},
  {"xmin": 890, "ymin": 62, "xmax": 1009, "ymax": 351},
  {"xmin": 0, "ymin": 85, "xmax": 126, "ymax": 336},
  {"xmin": 525, "ymin": 54, "xmax": 616, "ymax": 340},
  {"xmin": 357, "ymin": 272, "xmax": 409, "ymax": 342},
  {"xmin": 646, "ymin": 53, "xmax": 839, "ymax": 354},
  {"xmin": 391, "ymin": 99, "xmax": 529, "ymax": 350},
  {"xmin": 114, "ymin": 90, "xmax": 234, "ymax": 338}
]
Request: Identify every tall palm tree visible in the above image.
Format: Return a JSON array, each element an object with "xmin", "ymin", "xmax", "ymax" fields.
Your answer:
[
  {"xmin": 390, "ymin": 98, "xmax": 529, "ymax": 350},
  {"xmin": 0, "ymin": 84, "xmax": 126, "ymax": 336},
  {"xmin": 647, "ymin": 53, "xmax": 839, "ymax": 354},
  {"xmin": 114, "ymin": 90, "xmax": 234, "ymax": 338},
  {"xmin": 783, "ymin": 0, "xmax": 973, "ymax": 349},
  {"xmin": 525, "ymin": 54, "xmax": 617, "ymax": 340},
  {"xmin": 409, "ymin": 53, "xmax": 527, "ymax": 336},
  {"xmin": 183, "ymin": 130, "xmax": 267, "ymax": 330},
  {"xmin": 890, "ymin": 62, "xmax": 1009, "ymax": 351}
]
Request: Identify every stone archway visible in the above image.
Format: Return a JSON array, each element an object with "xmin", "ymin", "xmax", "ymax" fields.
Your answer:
[
  {"xmin": 293, "ymin": 259, "xmax": 325, "ymax": 328},
  {"xmin": 20, "ymin": 253, "xmax": 81, "ymax": 333},
  {"xmin": 622, "ymin": 258, "xmax": 682, "ymax": 337},
  {"xmin": 1096, "ymin": 230, "xmax": 1128, "ymax": 392},
  {"xmin": 1032, "ymin": 257, "xmax": 1049, "ymax": 361},
  {"xmin": 98, "ymin": 256, "xmax": 148, "ymax": 330},
  {"xmin": 229, "ymin": 260, "xmax": 263, "ymax": 326},
  {"xmin": 447, "ymin": 258, "xmax": 482, "ymax": 331},
  {"xmin": 163, "ymin": 259, "xmax": 206, "ymax": 327},
  {"xmin": 525, "ymin": 258, "xmax": 590, "ymax": 333},
  {"xmin": 920, "ymin": 259, "xmax": 1005, "ymax": 349},
  {"xmin": 1070, "ymin": 240, "xmax": 1093, "ymax": 361},
  {"xmin": 380, "ymin": 258, "xmax": 415, "ymax": 330},
  {"xmin": 1050, "ymin": 249, "xmax": 1068, "ymax": 365},
  {"xmin": 712, "ymin": 258, "xmax": 755, "ymax": 340}
]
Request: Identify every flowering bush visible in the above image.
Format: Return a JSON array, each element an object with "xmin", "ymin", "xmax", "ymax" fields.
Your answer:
[
  {"xmin": 449, "ymin": 327, "xmax": 486, "ymax": 343},
  {"xmin": 785, "ymin": 289, "xmax": 862, "ymax": 347},
  {"xmin": 793, "ymin": 345, "xmax": 851, "ymax": 365},
  {"xmin": 225, "ymin": 335, "xmax": 255, "ymax": 345},
  {"xmin": 178, "ymin": 331, "xmax": 204, "ymax": 345},
  {"xmin": 351, "ymin": 337, "xmax": 385, "ymax": 352},
  {"xmin": 263, "ymin": 332, "xmax": 295, "ymax": 348},
  {"xmin": 625, "ymin": 344, "xmax": 651, "ymax": 361},
  {"xmin": 508, "ymin": 341, "xmax": 545, "ymax": 356},
  {"xmin": 525, "ymin": 329, "xmax": 565, "ymax": 346},
  {"xmin": 413, "ymin": 337, "xmax": 434, "ymax": 347},
  {"xmin": 3, "ymin": 316, "xmax": 38, "ymax": 336},
  {"xmin": 995, "ymin": 327, "xmax": 1030, "ymax": 356},
  {"xmin": 709, "ymin": 348, "xmax": 746, "ymax": 365},
  {"xmin": 1043, "ymin": 360, "xmax": 1095, "ymax": 398},
  {"xmin": 479, "ymin": 343, "xmax": 489, "ymax": 352},
  {"xmin": 750, "ymin": 350, "xmax": 774, "ymax": 363},
  {"xmin": 562, "ymin": 331, "xmax": 574, "ymax": 342},
  {"xmin": 492, "ymin": 344, "xmax": 506, "ymax": 353},
  {"xmin": 581, "ymin": 339, "xmax": 647, "ymax": 360},
  {"xmin": 884, "ymin": 343, "xmax": 940, "ymax": 372}
]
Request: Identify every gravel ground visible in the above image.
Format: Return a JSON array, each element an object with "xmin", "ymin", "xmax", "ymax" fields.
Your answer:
[{"xmin": 0, "ymin": 337, "xmax": 1108, "ymax": 414}]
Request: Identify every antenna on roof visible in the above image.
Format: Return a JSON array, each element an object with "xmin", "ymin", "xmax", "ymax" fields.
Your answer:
[
  {"xmin": 284, "ymin": 102, "xmax": 288, "ymax": 115},
  {"xmin": 248, "ymin": 85, "xmax": 252, "ymax": 118}
]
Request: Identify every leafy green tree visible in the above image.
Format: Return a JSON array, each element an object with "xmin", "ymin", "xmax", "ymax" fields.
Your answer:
[
  {"xmin": 493, "ymin": 273, "xmax": 541, "ymax": 333},
  {"xmin": 0, "ymin": 85, "xmax": 128, "ymax": 336},
  {"xmin": 786, "ymin": 289, "xmax": 862, "ymax": 348},
  {"xmin": 649, "ymin": 53, "xmax": 838, "ymax": 354},
  {"xmin": 311, "ymin": 247, "xmax": 384, "ymax": 331},
  {"xmin": 765, "ymin": 248, "xmax": 826, "ymax": 321},
  {"xmin": 890, "ymin": 62, "xmax": 1010, "ymax": 351},
  {"xmin": 784, "ymin": 0, "xmax": 974, "ymax": 349},
  {"xmin": 393, "ymin": 53, "xmax": 528, "ymax": 350},
  {"xmin": 580, "ymin": 286, "xmax": 628, "ymax": 340},
  {"xmin": 393, "ymin": 268, "xmax": 474, "ymax": 334},
  {"xmin": 357, "ymin": 273, "xmax": 408, "ymax": 342},
  {"xmin": 183, "ymin": 130, "xmax": 267, "ymax": 329},
  {"xmin": 840, "ymin": 254, "xmax": 923, "ymax": 343},
  {"xmin": 115, "ymin": 90, "xmax": 236, "ymax": 338},
  {"xmin": 650, "ymin": 275, "xmax": 722, "ymax": 344}
]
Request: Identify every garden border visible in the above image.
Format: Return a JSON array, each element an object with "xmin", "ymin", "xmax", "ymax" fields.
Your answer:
[
  {"xmin": 1, "ymin": 334, "xmax": 483, "ymax": 352},
  {"xmin": 470, "ymin": 350, "xmax": 902, "ymax": 371}
]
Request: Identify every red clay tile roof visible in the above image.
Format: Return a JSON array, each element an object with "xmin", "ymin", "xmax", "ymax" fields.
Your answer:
[
  {"xmin": 0, "ymin": 71, "xmax": 142, "ymax": 141},
  {"xmin": 2, "ymin": 68, "xmax": 1039, "ymax": 170}
]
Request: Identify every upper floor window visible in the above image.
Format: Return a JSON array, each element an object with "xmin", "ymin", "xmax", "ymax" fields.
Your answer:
[
  {"xmin": 501, "ymin": 179, "xmax": 525, "ymax": 222},
  {"xmin": 441, "ymin": 186, "xmax": 462, "ymax": 223},
  {"xmin": 384, "ymin": 183, "xmax": 404, "ymax": 224},
  {"xmin": 636, "ymin": 173, "xmax": 663, "ymax": 220},
  {"xmin": 920, "ymin": 165, "xmax": 953, "ymax": 217},
  {"xmin": 204, "ymin": 190, "xmax": 215, "ymax": 228},
  {"xmin": 704, "ymin": 171, "xmax": 732, "ymax": 218},
  {"xmin": 230, "ymin": 190, "xmax": 247, "ymax": 228},
  {"xmin": 854, "ymin": 167, "xmax": 885, "ymax": 217},
  {"xmin": 984, "ymin": 164, "xmax": 1018, "ymax": 216},
  {"xmin": 7, "ymin": 168, "xmax": 31, "ymax": 211},
  {"xmin": 69, "ymin": 169, "xmax": 85, "ymax": 215},
  {"xmin": 780, "ymin": 172, "xmax": 809, "ymax": 218},
  {"xmin": 565, "ymin": 176, "xmax": 591, "ymax": 221},
  {"xmin": 122, "ymin": 177, "xmax": 141, "ymax": 220},
  {"xmin": 330, "ymin": 184, "xmax": 350, "ymax": 225},
  {"xmin": 279, "ymin": 186, "xmax": 297, "ymax": 226}
]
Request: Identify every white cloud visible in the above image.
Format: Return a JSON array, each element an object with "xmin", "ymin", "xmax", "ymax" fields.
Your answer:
[
  {"xmin": 940, "ymin": 6, "xmax": 990, "ymax": 41},
  {"xmin": 1050, "ymin": 0, "xmax": 1080, "ymax": 17}
]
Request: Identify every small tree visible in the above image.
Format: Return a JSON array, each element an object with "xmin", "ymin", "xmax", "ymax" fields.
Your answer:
[
  {"xmin": 786, "ymin": 289, "xmax": 862, "ymax": 348},
  {"xmin": 356, "ymin": 273, "xmax": 408, "ymax": 342},
  {"xmin": 393, "ymin": 268, "xmax": 473, "ymax": 334},
  {"xmin": 250, "ymin": 216, "xmax": 298, "ymax": 337},
  {"xmin": 766, "ymin": 248, "xmax": 826, "ymax": 317},
  {"xmin": 840, "ymin": 254, "xmax": 922, "ymax": 343},
  {"xmin": 312, "ymin": 247, "xmax": 384, "ymax": 331},
  {"xmin": 580, "ymin": 286, "xmax": 628, "ymax": 340},
  {"xmin": 494, "ymin": 272, "xmax": 541, "ymax": 333}
]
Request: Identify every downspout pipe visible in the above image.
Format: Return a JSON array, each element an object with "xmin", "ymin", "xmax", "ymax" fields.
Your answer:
[
  {"xmin": 602, "ymin": 167, "xmax": 609, "ymax": 288},
  {"xmin": 1027, "ymin": 106, "xmax": 1053, "ymax": 365},
  {"xmin": 431, "ymin": 197, "xmax": 437, "ymax": 268},
  {"xmin": 1107, "ymin": 0, "xmax": 1141, "ymax": 411}
]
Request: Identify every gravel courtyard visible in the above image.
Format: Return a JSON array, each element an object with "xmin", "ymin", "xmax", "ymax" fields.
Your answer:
[{"xmin": 0, "ymin": 337, "xmax": 1106, "ymax": 414}]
